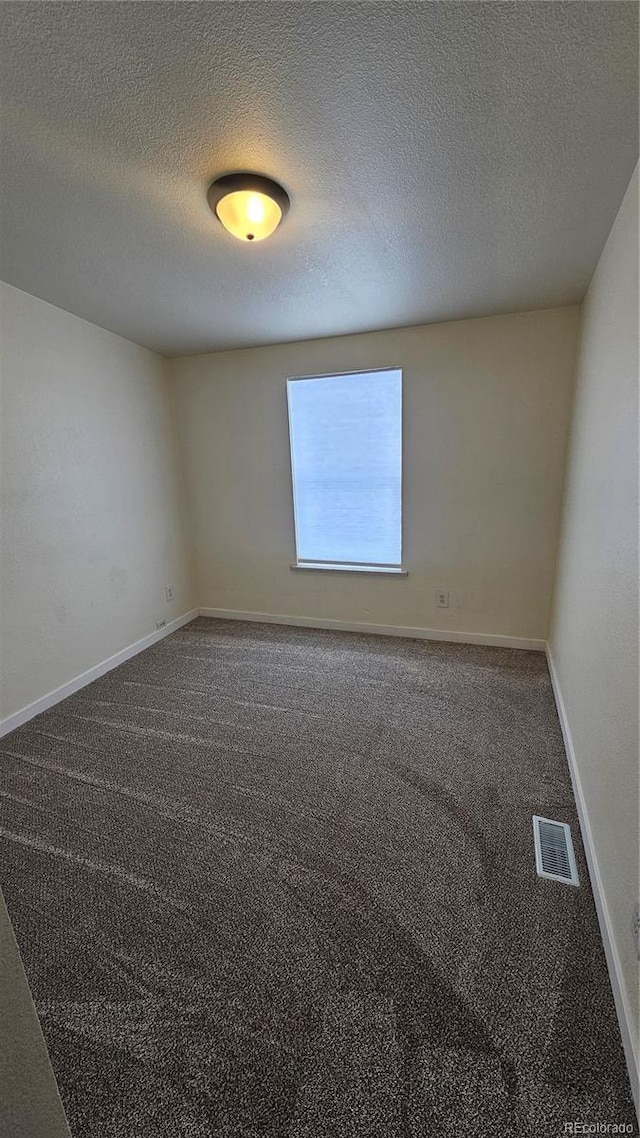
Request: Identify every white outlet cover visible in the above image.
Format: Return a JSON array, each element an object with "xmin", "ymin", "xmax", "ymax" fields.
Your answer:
[{"xmin": 436, "ymin": 590, "xmax": 450, "ymax": 608}]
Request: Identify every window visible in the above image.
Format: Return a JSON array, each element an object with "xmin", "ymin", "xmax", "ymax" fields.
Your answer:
[{"xmin": 286, "ymin": 368, "xmax": 403, "ymax": 572}]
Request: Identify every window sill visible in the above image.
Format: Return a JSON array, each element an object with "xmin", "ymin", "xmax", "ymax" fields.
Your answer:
[{"xmin": 290, "ymin": 562, "xmax": 407, "ymax": 576}]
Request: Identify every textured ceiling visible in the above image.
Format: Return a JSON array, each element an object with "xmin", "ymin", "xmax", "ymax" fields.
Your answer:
[{"xmin": 0, "ymin": 2, "xmax": 637, "ymax": 357}]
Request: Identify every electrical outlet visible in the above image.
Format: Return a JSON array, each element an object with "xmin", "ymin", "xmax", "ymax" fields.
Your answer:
[
  {"xmin": 436, "ymin": 590, "xmax": 450, "ymax": 609},
  {"xmin": 165, "ymin": 585, "xmax": 174, "ymax": 602},
  {"xmin": 155, "ymin": 619, "xmax": 166, "ymax": 630}
]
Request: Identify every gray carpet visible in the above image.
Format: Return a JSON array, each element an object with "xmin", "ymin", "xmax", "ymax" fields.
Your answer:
[{"xmin": 0, "ymin": 617, "xmax": 636, "ymax": 1137}]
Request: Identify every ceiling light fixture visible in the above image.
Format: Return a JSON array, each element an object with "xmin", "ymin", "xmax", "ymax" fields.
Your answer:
[{"xmin": 207, "ymin": 173, "xmax": 290, "ymax": 242}]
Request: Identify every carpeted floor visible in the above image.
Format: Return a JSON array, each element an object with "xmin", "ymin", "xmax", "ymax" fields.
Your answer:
[{"xmin": 0, "ymin": 617, "xmax": 636, "ymax": 1137}]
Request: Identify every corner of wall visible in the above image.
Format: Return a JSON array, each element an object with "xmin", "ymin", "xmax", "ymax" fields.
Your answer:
[{"xmin": 545, "ymin": 162, "xmax": 640, "ymax": 1116}]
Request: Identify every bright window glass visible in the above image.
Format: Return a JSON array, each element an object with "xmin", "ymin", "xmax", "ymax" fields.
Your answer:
[{"xmin": 287, "ymin": 368, "xmax": 402, "ymax": 567}]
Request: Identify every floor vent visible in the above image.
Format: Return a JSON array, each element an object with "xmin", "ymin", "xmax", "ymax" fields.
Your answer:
[{"xmin": 532, "ymin": 816, "xmax": 579, "ymax": 886}]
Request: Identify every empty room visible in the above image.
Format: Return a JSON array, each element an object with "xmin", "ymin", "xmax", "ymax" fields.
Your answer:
[{"xmin": 0, "ymin": 3, "xmax": 638, "ymax": 1136}]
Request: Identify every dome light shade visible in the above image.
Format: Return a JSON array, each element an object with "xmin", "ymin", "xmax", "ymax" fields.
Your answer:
[{"xmin": 207, "ymin": 173, "xmax": 290, "ymax": 242}]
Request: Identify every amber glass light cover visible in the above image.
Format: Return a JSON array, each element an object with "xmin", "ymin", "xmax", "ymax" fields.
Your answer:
[{"xmin": 208, "ymin": 174, "xmax": 290, "ymax": 242}]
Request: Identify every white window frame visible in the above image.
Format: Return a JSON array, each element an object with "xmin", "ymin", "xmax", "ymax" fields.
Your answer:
[{"xmin": 286, "ymin": 367, "xmax": 406, "ymax": 575}]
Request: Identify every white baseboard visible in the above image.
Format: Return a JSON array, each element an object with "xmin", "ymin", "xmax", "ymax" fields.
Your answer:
[
  {"xmin": 546, "ymin": 646, "xmax": 639, "ymax": 1118},
  {"xmin": 0, "ymin": 609, "xmax": 199, "ymax": 739},
  {"xmin": 197, "ymin": 607, "xmax": 545, "ymax": 651}
]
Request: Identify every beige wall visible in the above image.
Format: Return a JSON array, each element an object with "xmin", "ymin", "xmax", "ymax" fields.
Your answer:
[
  {"xmin": 0, "ymin": 282, "xmax": 195, "ymax": 722},
  {"xmin": 549, "ymin": 167, "xmax": 639, "ymax": 1074},
  {"xmin": 0, "ymin": 892, "xmax": 71, "ymax": 1138},
  {"xmin": 172, "ymin": 307, "xmax": 579, "ymax": 641}
]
